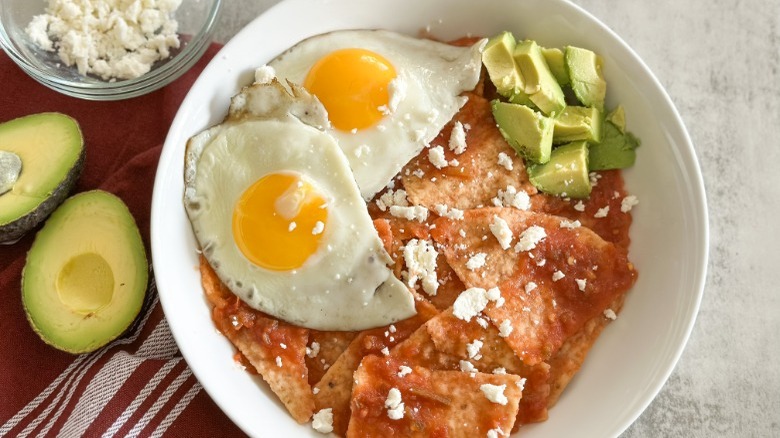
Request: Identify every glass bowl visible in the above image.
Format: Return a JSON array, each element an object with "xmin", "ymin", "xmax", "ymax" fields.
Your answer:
[{"xmin": 0, "ymin": 0, "xmax": 222, "ymax": 101}]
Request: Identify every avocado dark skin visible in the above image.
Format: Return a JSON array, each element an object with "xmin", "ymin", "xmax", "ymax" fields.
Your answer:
[{"xmin": 0, "ymin": 148, "xmax": 84, "ymax": 244}]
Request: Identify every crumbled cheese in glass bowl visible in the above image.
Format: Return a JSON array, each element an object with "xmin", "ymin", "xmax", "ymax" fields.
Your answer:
[{"xmin": 0, "ymin": 0, "xmax": 222, "ymax": 100}]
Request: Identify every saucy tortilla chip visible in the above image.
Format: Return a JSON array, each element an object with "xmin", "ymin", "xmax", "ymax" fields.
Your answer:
[
  {"xmin": 347, "ymin": 355, "xmax": 523, "ymax": 438},
  {"xmin": 401, "ymin": 93, "xmax": 537, "ymax": 211},
  {"xmin": 200, "ymin": 257, "xmax": 314, "ymax": 423},
  {"xmin": 306, "ymin": 330, "xmax": 358, "ymax": 386},
  {"xmin": 390, "ymin": 323, "xmax": 460, "ymax": 370},
  {"xmin": 425, "ymin": 308, "xmax": 525, "ymax": 372},
  {"xmin": 427, "ymin": 255, "xmax": 467, "ymax": 310},
  {"xmin": 546, "ymin": 294, "xmax": 625, "ymax": 407},
  {"xmin": 536, "ymin": 170, "xmax": 633, "ymax": 249},
  {"xmin": 394, "ymin": 313, "xmax": 551, "ymax": 426},
  {"xmin": 432, "ymin": 207, "xmax": 637, "ymax": 365},
  {"xmin": 372, "ymin": 217, "xmax": 431, "ymax": 280},
  {"xmin": 372, "ymin": 216, "xmax": 464, "ymax": 310},
  {"xmin": 314, "ymin": 300, "xmax": 439, "ymax": 436}
]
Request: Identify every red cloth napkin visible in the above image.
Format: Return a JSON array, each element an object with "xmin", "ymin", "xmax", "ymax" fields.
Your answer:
[{"xmin": 0, "ymin": 45, "xmax": 248, "ymax": 437}]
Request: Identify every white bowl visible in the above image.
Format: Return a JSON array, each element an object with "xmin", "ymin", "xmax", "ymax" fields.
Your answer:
[{"xmin": 151, "ymin": 0, "xmax": 708, "ymax": 436}]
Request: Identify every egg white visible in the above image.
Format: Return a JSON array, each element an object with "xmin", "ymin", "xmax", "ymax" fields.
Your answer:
[
  {"xmin": 269, "ymin": 29, "xmax": 486, "ymax": 200},
  {"xmin": 184, "ymin": 81, "xmax": 416, "ymax": 331}
]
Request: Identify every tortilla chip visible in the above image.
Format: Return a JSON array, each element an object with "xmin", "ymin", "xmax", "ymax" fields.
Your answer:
[
  {"xmin": 425, "ymin": 308, "xmax": 525, "ymax": 373},
  {"xmin": 347, "ymin": 355, "xmax": 522, "ymax": 437},
  {"xmin": 546, "ymin": 294, "xmax": 626, "ymax": 407},
  {"xmin": 432, "ymin": 207, "xmax": 637, "ymax": 366},
  {"xmin": 373, "ymin": 218, "xmax": 395, "ymax": 256},
  {"xmin": 514, "ymin": 362, "xmax": 551, "ymax": 427},
  {"xmin": 200, "ymin": 257, "xmax": 314, "ymax": 423},
  {"xmin": 394, "ymin": 314, "xmax": 551, "ymax": 426},
  {"xmin": 314, "ymin": 300, "xmax": 439, "ymax": 436},
  {"xmin": 401, "ymin": 93, "xmax": 537, "ymax": 211},
  {"xmin": 535, "ymin": 170, "xmax": 633, "ymax": 249},
  {"xmin": 371, "ymin": 216, "xmax": 462, "ymax": 310},
  {"xmin": 371, "ymin": 216, "xmax": 432, "ymax": 280},
  {"xmin": 427, "ymin": 254, "xmax": 467, "ymax": 310},
  {"xmin": 390, "ymin": 323, "xmax": 460, "ymax": 370},
  {"xmin": 306, "ymin": 330, "xmax": 358, "ymax": 386}
]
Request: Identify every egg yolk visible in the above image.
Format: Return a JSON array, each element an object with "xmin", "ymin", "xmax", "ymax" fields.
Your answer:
[
  {"xmin": 233, "ymin": 172, "xmax": 328, "ymax": 271},
  {"xmin": 303, "ymin": 48, "xmax": 396, "ymax": 131}
]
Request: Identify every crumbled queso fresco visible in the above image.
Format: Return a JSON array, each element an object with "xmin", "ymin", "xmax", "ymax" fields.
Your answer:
[{"xmin": 26, "ymin": 0, "xmax": 182, "ymax": 80}]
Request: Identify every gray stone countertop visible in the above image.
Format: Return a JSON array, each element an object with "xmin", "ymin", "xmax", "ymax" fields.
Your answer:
[{"xmin": 211, "ymin": 1, "xmax": 780, "ymax": 436}]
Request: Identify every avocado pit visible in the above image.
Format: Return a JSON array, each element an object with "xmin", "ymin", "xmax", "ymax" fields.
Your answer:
[
  {"xmin": 56, "ymin": 252, "xmax": 115, "ymax": 315},
  {"xmin": 0, "ymin": 150, "xmax": 22, "ymax": 196}
]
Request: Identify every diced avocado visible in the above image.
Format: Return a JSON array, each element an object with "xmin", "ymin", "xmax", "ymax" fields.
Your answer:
[
  {"xmin": 606, "ymin": 105, "xmax": 626, "ymax": 133},
  {"xmin": 0, "ymin": 113, "xmax": 84, "ymax": 244},
  {"xmin": 528, "ymin": 141, "xmax": 591, "ymax": 198},
  {"xmin": 565, "ymin": 46, "xmax": 607, "ymax": 111},
  {"xmin": 541, "ymin": 47, "xmax": 570, "ymax": 86},
  {"xmin": 22, "ymin": 190, "xmax": 148, "ymax": 353},
  {"xmin": 508, "ymin": 89, "xmax": 538, "ymax": 109},
  {"xmin": 491, "ymin": 100, "xmax": 554, "ymax": 164},
  {"xmin": 482, "ymin": 31, "xmax": 525, "ymax": 97},
  {"xmin": 588, "ymin": 120, "xmax": 640, "ymax": 170},
  {"xmin": 513, "ymin": 40, "xmax": 566, "ymax": 116},
  {"xmin": 513, "ymin": 41, "xmax": 542, "ymax": 94},
  {"xmin": 553, "ymin": 106, "xmax": 603, "ymax": 144}
]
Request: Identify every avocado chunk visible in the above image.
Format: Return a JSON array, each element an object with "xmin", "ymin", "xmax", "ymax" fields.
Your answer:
[
  {"xmin": 541, "ymin": 47, "xmax": 569, "ymax": 86},
  {"xmin": 508, "ymin": 90, "xmax": 538, "ymax": 110},
  {"xmin": 606, "ymin": 105, "xmax": 626, "ymax": 133},
  {"xmin": 513, "ymin": 40, "xmax": 566, "ymax": 116},
  {"xmin": 22, "ymin": 190, "xmax": 148, "ymax": 353},
  {"xmin": 553, "ymin": 106, "xmax": 603, "ymax": 144},
  {"xmin": 491, "ymin": 100, "xmax": 554, "ymax": 164},
  {"xmin": 565, "ymin": 46, "xmax": 607, "ymax": 111},
  {"xmin": 0, "ymin": 113, "xmax": 84, "ymax": 244},
  {"xmin": 482, "ymin": 31, "xmax": 524, "ymax": 97},
  {"xmin": 528, "ymin": 141, "xmax": 591, "ymax": 198},
  {"xmin": 588, "ymin": 120, "xmax": 640, "ymax": 170}
]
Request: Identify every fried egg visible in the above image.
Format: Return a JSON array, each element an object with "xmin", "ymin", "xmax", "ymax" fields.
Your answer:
[
  {"xmin": 268, "ymin": 30, "xmax": 486, "ymax": 199},
  {"xmin": 184, "ymin": 81, "xmax": 416, "ymax": 331}
]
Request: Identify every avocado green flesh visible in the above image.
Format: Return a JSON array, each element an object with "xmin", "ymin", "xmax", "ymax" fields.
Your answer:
[
  {"xmin": 513, "ymin": 40, "xmax": 542, "ymax": 94},
  {"xmin": 588, "ymin": 121, "xmax": 640, "ymax": 170},
  {"xmin": 553, "ymin": 106, "xmax": 603, "ymax": 144},
  {"xmin": 22, "ymin": 190, "xmax": 147, "ymax": 354},
  {"xmin": 482, "ymin": 31, "xmax": 524, "ymax": 97},
  {"xmin": 491, "ymin": 100, "xmax": 554, "ymax": 164},
  {"xmin": 528, "ymin": 141, "xmax": 591, "ymax": 198},
  {"xmin": 542, "ymin": 47, "xmax": 570, "ymax": 86},
  {"xmin": 606, "ymin": 105, "xmax": 627, "ymax": 133},
  {"xmin": 0, "ymin": 113, "xmax": 84, "ymax": 242},
  {"xmin": 513, "ymin": 40, "xmax": 566, "ymax": 116},
  {"xmin": 508, "ymin": 90, "xmax": 538, "ymax": 110},
  {"xmin": 565, "ymin": 46, "xmax": 607, "ymax": 111}
]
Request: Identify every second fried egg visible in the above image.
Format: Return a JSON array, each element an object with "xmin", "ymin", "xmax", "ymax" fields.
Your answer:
[{"xmin": 269, "ymin": 30, "xmax": 486, "ymax": 199}]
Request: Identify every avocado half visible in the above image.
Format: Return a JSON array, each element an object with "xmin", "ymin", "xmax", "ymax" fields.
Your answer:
[
  {"xmin": 0, "ymin": 112, "xmax": 85, "ymax": 244},
  {"xmin": 22, "ymin": 190, "xmax": 148, "ymax": 354}
]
